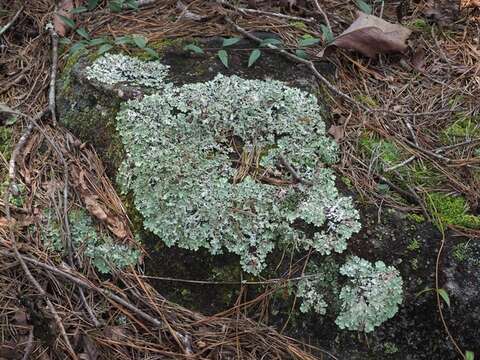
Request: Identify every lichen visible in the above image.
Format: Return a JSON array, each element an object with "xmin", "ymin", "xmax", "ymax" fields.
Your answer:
[
  {"xmin": 296, "ymin": 259, "xmax": 340, "ymax": 315},
  {"xmin": 115, "ymin": 72, "xmax": 360, "ymax": 274},
  {"xmin": 41, "ymin": 208, "xmax": 139, "ymax": 274},
  {"xmin": 85, "ymin": 53, "xmax": 170, "ymax": 88},
  {"xmin": 335, "ymin": 256, "xmax": 403, "ymax": 333}
]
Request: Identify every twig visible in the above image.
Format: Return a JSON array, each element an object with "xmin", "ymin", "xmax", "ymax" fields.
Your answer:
[
  {"xmin": 384, "ymin": 155, "xmax": 415, "ymax": 172},
  {"xmin": 219, "ymin": 1, "xmax": 315, "ymax": 23},
  {"xmin": 404, "ymin": 139, "xmax": 451, "ymax": 163},
  {"xmin": 223, "ymin": 16, "xmax": 454, "ymax": 118},
  {"xmin": 46, "ymin": 24, "xmax": 59, "ymax": 126},
  {"xmin": 224, "ymin": 16, "xmax": 364, "ymax": 109},
  {"xmin": 434, "ymin": 138, "xmax": 480, "ymax": 153},
  {"xmin": 0, "ymin": 6, "xmax": 24, "ymax": 37},
  {"xmin": 21, "ymin": 329, "xmax": 34, "ymax": 360},
  {"xmin": 312, "ymin": 0, "xmax": 331, "ymax": 31},
  {"xmin": 0, "ymin": 250, "xmax": 163, "ymax": 328},
  {"xmin": 278, "ymin": 155, "xmax": 312, "ymax": 185}
]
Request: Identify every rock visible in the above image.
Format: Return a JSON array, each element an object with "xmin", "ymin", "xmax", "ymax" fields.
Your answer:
[{"xmin": 57, "ymin": 38, "xmax": 479, "ymax": 358}]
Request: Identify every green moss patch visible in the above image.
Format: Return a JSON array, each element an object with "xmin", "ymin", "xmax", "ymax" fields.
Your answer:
[{"xmin": 428, "ymin": 192, "xmax": 480, "ymax": 229}]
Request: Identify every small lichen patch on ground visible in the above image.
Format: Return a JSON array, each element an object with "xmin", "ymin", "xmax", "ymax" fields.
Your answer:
[
  {"xmin": 85, "ymin": 53, "xmax": 170, "ymax": 88},
  {"xmin": 335, "ymin": 256, "xmax": 403, "ymax": 333},
  {"xmin": 41, "ymin": 208, "xmax": 139, "ymax": 274}
]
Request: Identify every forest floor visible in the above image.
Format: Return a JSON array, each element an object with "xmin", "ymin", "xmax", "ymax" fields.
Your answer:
[{"xmin": 0, "ymin": 0, "xmax": 479, "ymax": 359}]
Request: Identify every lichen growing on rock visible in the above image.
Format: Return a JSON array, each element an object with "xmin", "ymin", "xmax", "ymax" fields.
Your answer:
[
  {"xmin": 85, "ymin": 53, "xmax": 169, "ymax": 89},
  {"xmin": 115, "ymin": 72, "xmax": 360, "ymax": 274},
  {"xmin": 42, "ymin": 208, "xmax": 139, "ymax": 274},
  {"xmin": 335, "ymin": 256, "xmax": 403, "ymax": 333}
]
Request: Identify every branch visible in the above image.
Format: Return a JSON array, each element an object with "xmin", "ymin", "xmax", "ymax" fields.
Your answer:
[{"xmin": 0, "ymin": 6, "xmax": 23, "ymax": 37}]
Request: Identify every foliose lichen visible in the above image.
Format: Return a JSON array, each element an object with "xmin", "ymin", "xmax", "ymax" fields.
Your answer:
[
  {"xmin": 85, "ymin": 53, "xmax": 169, "ymax": 89},
  {"xmin": 42, "ymin": 208, "xmax": 139, "ymax": 274},
  {"xmin": 115, "ymin": 73, "xmax": 360, "ymax": 274},
  {"xmin": 335, "ymin": 256, "xmax": 403, "ymax": 333}
]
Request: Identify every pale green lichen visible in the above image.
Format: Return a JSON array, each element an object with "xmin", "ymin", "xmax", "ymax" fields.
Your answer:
[
  {"xmin": 85, "ymin": 53, "xmax": 169, "ymax": 89},
  {"xmin": 335, "ymin": 256, "xmax": 403, "ymax": 333},
  {"xmin": 116, "ymin": 72, "xmax": 360, "ymax": 275},
  {"xmin": 42, "ymin": 208, "xmax": 139, "ymax": 274},
  {"xmin": 296, "ymin": 260, "xmax": 340, "ymax": 315}
]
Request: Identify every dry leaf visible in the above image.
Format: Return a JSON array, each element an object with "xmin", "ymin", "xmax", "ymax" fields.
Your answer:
[
  {"xmin": 79, "ymin": 335, "xmax": 99, "ymax": 360},
  {"xmin": 53, "ymin": 0, "xmax": 74, "ymax": 36},
  {"xmin": 411, "ymin": 47, "xmax": 426, "ymax": 71},
  {"xmin": 0, "ymin": 217, "xmax": 16, "ymax": 227},
  {"xmin": 328, "ymin": 124, "xmax": 345, "ymax": 142},
  {"xmin": 84, "ymin": 195, "xmax": 108, "ymax": 221},
  {"xmin": 328, "ymin": 12, "xmax": 412, "ymax": 58},
  {"xmin": 106, "ymin": 216, "xmax": 128, "ymax": 239}
]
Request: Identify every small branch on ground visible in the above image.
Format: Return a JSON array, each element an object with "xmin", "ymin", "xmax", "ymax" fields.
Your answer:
[
  {"xmin": 46, "ymin": 24, "xmax": 59, "ymax": 126},
  {"xmin": 0, "ymin": 6, "xmax": 24, "ymax": 37},
  {"xmin": 312, "ymin": 0, "xmax": 332, "ymax": 31}
]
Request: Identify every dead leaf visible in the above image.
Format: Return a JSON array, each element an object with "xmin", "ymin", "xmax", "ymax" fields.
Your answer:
[
  {"xmin": 13, "ymin": 309, "xmax": 28, "ymax": 326},
  {"xmin": 0, "ymin": 217, "xmax": 16, "ymax": 228},
  {"xmin": 328, "ymin": 12, "xmax": 412, "ymax": 58},
  {"xmin": 106, "ymin": 216, "xmax": 128, "ymax": 239},
  {"xmin": 53, "ymin": 0, "xmax": 74, "ymax": 36},
  {"xmin": 328, "ymin": 124, "xmax": 345, "ymax": 142},
  {"xmin": 411, "ymin": 47, "xmax": 426, "ymax": 71},
  {"xmin": 424, "ymin": 0, "xmax": 460, "ymax": 26},
  {"xmin": 84, "ymin": 195, "xmax": 108, "ymax": 221},
  {"xmin": 79, "ymin": 335, "xmax": 99, "ymax": 360}
]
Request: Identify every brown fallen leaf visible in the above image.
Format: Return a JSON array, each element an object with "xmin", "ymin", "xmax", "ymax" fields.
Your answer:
[
  {"xmin": 106, "ymin": 216, "xmax": 128, "ymax": 239},
  {"xmin": 53, "ymin": 0, "xmax": 75, "ymax": 36},
  {"xmin": 328, "ymin": 124, "xmax": 345, "ymax": 142},
  {"xmin": 411, "ymin": 47, "xmax": 426, "ymax": 72},
  {"xmin": 84, "ymin": 195, "xmax": 108, "ymax": 221},
  {"xmin": 0, "ymin": 217, "xmax": 16, "ymax": 227},
  {"xmin": 327, "ymin": 12, "xmax": 412, "ymax": 58}
]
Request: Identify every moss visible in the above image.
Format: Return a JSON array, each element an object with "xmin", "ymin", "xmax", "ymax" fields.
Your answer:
[
  {"xmin": 406, "ymin": 213, "xmax": 426, "ymax": 224},
  {"xmin": 355, "ymin": 94, "xmax": 378, "ymax": 108},
  {"xmin": 405, "ymin": 162, "xmax": 441, "ymax": 187},
  {"xmin": 290, "ymin": 21, "xmax": 307, "ymax": 30},
  {"xmin": 441, "ymin": 114, "xmax": 480, "ymax": 144},
  {"xmin": 359, "ymin": 133, "xmax": 402, "ymax": 167},
  {"xmin": 0, "ymin": 126, "xmax": 13, "ymax": 160},
  {"xmin": 428, "ymin": 192, "xmax": 480, "ymax": 229},
  {"xmin": 407, "ymin": 238, "xmax": 421, "ymax": 252},
  {"xmin": 406, "ymin": 19, "xmax": 431, "ymax": 32}
]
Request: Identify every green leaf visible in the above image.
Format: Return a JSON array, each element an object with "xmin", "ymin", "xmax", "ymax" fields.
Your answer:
[
  {"xmin": 183, "ymin": 44, "xmax": 204, "ymax": 54},
  {"xmin": 114, "ymin": 36, "xmax": 132, "ymax": 45},
  {"xmin": 144, "ymin": 47, "xmax": 159, "ymax": 59},
  {"xmin": 5, "ymin": 116, "xmax": 17, "ymax": 125},
  {"xmin": 87, "ymin": 0, "xmax": 99, "ymax": 10},
  {"xmin": 97, "ymin": 43, "xmax": 113, "ymax": 55},
  {"xmin": 76, "ymin": 27, "xmax": 90, "ymax": 40},
  {"xmin": 133, "ymin": 35, "xmax": 147, "ymax": 49},
  {"xmin": 298, "ymin": 37, "xmax": 320, "ymax": 47},
  {"xmin": 222, "ymin": 37, "xmax": 241, "ymax": 47},
  {"xmin": 248, "ymin": 49, "xmax": 261, "ymax": 67},
  {"xmin": 466, "ymin": 351, "xmax": 475, "ymax": 360},
  {"xmin": 437, "ymin": 288, "xmax": 450, "ymax": 307},
  {"xmin": 126, "ymin": 0, "xmax": 139, "ymax": 10},
  {"xmin": 59, "ymin": 37, "xmax": 72, "ymax": 45},
  {"xmin": 295, "ymin": 49, "xmax": 308, "ymax": 59},
  {"xmin": 71, "ymin": 6, "xmax": 88, "ymax": 14},
  {"xmin": 217, "ymin": 50, "xmax": 228, "ymax": 68},
  {"xmin": 69, "ymin": 41, "xmax": 86, "ymax": 55},
  {"xmin": 109, "ymin": 0, "xmax": 124, "ymax": 13},
  {"xmin": 88, "ymin": 37, "xmax": 108, "ymax": 46},
  {"xmin": 355, "ymin": 0, "xmax": 372, "ymax": 14},
  {"xmin": 320, "ymin": 24, "xmax": 334, "ymax": 43},
  {"xmin": 260, "ymin": 38, "xmax": 282, "ymax": 47},
  {"xmin": 58, "ymin": 15, "xmax": 75, "ymax": 29}
]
